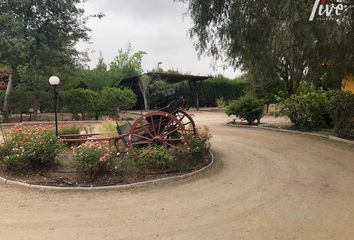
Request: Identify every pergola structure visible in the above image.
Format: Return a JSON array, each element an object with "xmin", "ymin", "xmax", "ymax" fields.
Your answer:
[{"xmin": 120, "ymin": 72, "xmax": 210, "ymax": 110}]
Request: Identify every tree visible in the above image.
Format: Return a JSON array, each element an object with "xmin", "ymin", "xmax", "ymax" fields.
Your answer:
[
  {"xmin": 33, "ymin": 90, "xmax": 52, "ymax": 113},
  {"xmin": 0, "ymin": 66, "xmax": 10, "ymax": 92},
  {"xmin": 110, "ymin": 44, "xmax": 146, "ymax": 86},
  {"xmin": 245, "ymin": 72, "xmax": 285, "ymax": 112},
  {"xmin": 138, "ymin": 75, "xmax": 152, "ymax": 110},
  {"xmin": 81, "ymin": 51, "xmax": 112, "ymax": 90},
  {"xmin": 8, "ymin": 89, "xmax": 33, "ymax": 122},
  {"xmin": 99, "ymin": 87, "xmax": 137, "ymax": 118},
  {"xmin": 179, "ymin": 0, "xmax": 353, "ymax": 97},
  {"xmin": 76, "ymin": 56, "xmax": 112, "ymax": 91},
  {"xmin": 0, "ymin": 0, "xmax": 97, "ymax": 118},
  {"xmin": 62, "ymin": 89, "xmax": 97, "ymax": 120},
  {"xmin": 96, "ymin": 51, "xmax": 108, "ymax": 72}
]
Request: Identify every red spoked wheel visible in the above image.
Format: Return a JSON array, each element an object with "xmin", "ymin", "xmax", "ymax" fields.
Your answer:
[
  {"xmin": 175, "ymin": 109, "xmax": 196, "ymax": 137},
  {"xmin": 128, "ymin": 111, "xmax": 188, "ymax": 149}
]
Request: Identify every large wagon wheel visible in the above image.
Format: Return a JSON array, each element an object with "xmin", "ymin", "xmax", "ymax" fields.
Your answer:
[
  {"xmin": 128, "ymin": 111, "xmax": 188, "ymax": 149},
  {"xmin": 175, "ymin": 109, "xmax": 196, "ymax": 136}
]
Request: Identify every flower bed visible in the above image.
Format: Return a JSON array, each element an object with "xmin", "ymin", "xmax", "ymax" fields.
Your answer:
[
  {"xmin": 0, "ymin": 124, "xmax": 212, "ymax": 187},
  {"xmin": 0, "ymin": 124, "xmax": 65, "ymax": 171}
]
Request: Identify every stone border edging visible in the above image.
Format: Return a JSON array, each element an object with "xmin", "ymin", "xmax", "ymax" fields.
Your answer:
[
  {"xmin": 0, "ymin": 151, "xmax": 215, "ymax": 191},
  {"xmin": 226, "ymin": 123, "xmax": 354, "ymax": 145}
]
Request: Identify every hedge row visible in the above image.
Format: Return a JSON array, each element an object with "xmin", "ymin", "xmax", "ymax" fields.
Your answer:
[
  {"xmin": 3, "ymin": 87, "xmax": 137, "ymax": 120},
  {"xmin": 175, "ymin": 77, "xmax": 246, "ymax": 107},
  {"xmin": 2, "ymin": 76, "xmax": 245, "ymax": 118},
  {"xmin": 278, "ymin": 90, "xmax": 354, "ymax": 138}
]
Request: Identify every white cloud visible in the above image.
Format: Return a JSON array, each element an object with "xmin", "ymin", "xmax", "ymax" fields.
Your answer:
[{"xmin": 76, "ymin": 0, "xmax": 242, "ymax": 78}]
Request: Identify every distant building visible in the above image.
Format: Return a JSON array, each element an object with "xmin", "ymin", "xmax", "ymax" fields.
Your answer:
[{"xmin": 342, "ymin": 75, "xmax": 354, "ymax": 93}]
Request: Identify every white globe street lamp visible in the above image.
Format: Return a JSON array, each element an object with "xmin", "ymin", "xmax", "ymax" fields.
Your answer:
[
  {"xmin": 49, "ymin": 76, "xmax": 60, "ymax": 86},
  {"xmin": 49, "ymin": 76, "xmax": 60, "ymax": 136}
]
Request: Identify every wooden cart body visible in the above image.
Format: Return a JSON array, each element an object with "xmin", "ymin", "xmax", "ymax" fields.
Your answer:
[{"xmin": 59, "ymin": 90, "xmax": 196, "ymax": 152}]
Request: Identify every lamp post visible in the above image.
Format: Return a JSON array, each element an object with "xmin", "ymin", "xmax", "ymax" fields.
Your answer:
[
  {"xmin": 157, "ymin": 62, "xmax": 163, "ymax": 70},
  {"xmin": 28, "ymin": 108, "xmax": 34, "ymax": 121},
  {"xmin": 49, "ymin": 76, "xmax": 60, "ymax": 136}
]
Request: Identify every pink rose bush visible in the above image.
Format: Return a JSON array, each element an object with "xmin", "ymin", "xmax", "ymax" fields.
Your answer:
[
  {"xmin": 0, "ymin": 124, "xmax": 64, "ymax": 170},
  {"xmin": 187, "ymin": 125, "xmax": 212, "ymax": 161},
  {"xmin": 72, "ymin": 141, "xmax": 117, "ymax": 179},
  {"xmin": 0, "ymin": 122, "xmax": 212, "ymax": 180}
]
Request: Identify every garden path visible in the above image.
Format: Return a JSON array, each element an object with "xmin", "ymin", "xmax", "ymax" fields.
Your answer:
[{"xmin": 0, "ymin": 111, "xmax": 354, "ymax": 240}]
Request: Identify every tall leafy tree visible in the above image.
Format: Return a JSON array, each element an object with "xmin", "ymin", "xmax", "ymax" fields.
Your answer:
[
  {"xmin": 0, "ymin": 0, "xmax": 99, "ymax": 116},
  {"xmin": 110, "ymin": 44, "xmax": 146, "ymax": 86},
  {"xmin": 178, "ymin": 0, "xmax": 353, "ymax": 96},
  {"xmin": 62, "ymin": 88, "xmax": 97, "ymax": 120}
]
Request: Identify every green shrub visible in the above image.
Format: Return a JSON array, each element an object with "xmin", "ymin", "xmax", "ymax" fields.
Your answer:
[
  {"xmin": 73, "ymin": 141, "xmax": 116, "ymax": 179},
  {"xmin": 98, "ymin": 87, "xmax": 137, "ymax": 117},
  {"xmin": 187, "ymin": 126, "xmax": 211, "ymax": 161},
  {"xmin": 9, "ymin": 89, "xmax": 34, "ymax": 115},
  {"xmin": 117, "ymin": 125, "xmax": 212, "ymax": 174},
  {"xmin": 33, "ymin": 90, "xmax": 52, "ymax": 112},
  {"xmin": 138, "ymin": 146, "xmax": 177, "ymax": 171},
  {"xmin": 226, "ymin": 95, "xmax": 263, "ymax": 125},
  {"xmin": 62, "ymin": 88, "xmax": 98, "ymax": 120},
  {"xmin": 278, "ymin": 90, "xmax": 331, "ymax": 130},
  {"xmin": 329, "ymin": 91, "xmax": 354, "ymax": 138},
  {"xmin": 99, "ymin": 120, "xmax": 118, "ymax": 137},
  {"xmin": 216, "ymin": 97, "xmax": 227, "ymax": 108},
  {"xmin": 118, "ymin": 150, "xmax": 141, "ymax": 176},
  {"xmin": 0, "ymin": 125, "xmax": 64, "ymax": 171},
  {"xmin": 59, "ymin": 125, "xmax": 83, "ymax": 135}
]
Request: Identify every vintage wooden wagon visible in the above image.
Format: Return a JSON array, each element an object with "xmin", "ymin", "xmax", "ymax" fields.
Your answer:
[
  {"xmin": 60, "ymin": 73, "xmax": 209, "ymax": 151},
  {"xmin": 59, "ymin": 90, "xmax": 196, "ymax": 152},
  {"xmin": 59, "ymin": 73, "xmax": 209, "ymax": 151}
]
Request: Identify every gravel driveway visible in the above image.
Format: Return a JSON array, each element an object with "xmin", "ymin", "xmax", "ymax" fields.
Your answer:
[{"xmin": 0, "ymin": 111, "xmax": 354, "ymax": 240}]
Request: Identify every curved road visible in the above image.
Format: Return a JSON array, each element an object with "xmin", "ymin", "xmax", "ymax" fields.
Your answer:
[{"xmin": 1, "ymin": 112, "xmax": 354, "ymax": 240}]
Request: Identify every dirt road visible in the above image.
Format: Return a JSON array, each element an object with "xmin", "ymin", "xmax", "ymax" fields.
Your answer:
[{"xmin": 1, "ymin": 112, "xmax": 354, "ymax": 240}]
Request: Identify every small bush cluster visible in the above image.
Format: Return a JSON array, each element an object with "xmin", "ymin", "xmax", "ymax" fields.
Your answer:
[
  {"xmin": 98, "ymin": 120, "xmax": 118, "ymax": 137},
  {"xmin": 226, "ymin": 95, "xmax": 264, "ymax": 125},
  {"xmin": 216, "ymin": 97, "xmax": 227, "ymax": 108},
  {"xmin": 278, "ymin": 90, "xmax": 354, "ymax": 138},
  {"xmin": 62, "ymin": 87, "xmax": 137, "ymax": 120},
  {"xmin": 188, "ymin": 126, "xmax": 212, "ymax": 160},
  {"xmin": 125, "ymin": 125, "xmax": 212, "ymax": 174},
  {"xmin": 137, "ymin": 146, "xmax": 177, "ymax": 171},
  {"xmin": 59, "ymin": 125, "xmax": 83, "ymax": 135},
  {"xmin": 329, "ymin": 91, "xmax": 354, "ymax": 138},
  {"xmin": 0, "ymin": 124, "xmax": 64, "ymax": 171},
  {"xmin": 0, "ymin": 123, "xmax": 212, "ymax": 181},
  {"xmin": 8, "ymin": 89, "xmax": 52, "ymax": 114},
  {"xmin": 72, "ymin": 141, "xmax": 117, "ymax": 179},
  {"xmin": 278, "ymin": 90, "xmax": 330, "ymax": 130}
]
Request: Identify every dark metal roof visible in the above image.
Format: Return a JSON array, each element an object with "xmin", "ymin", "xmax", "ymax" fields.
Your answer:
[{"xmin": 120, "ymin": 72, "xmax": 210, "ymax": 88}]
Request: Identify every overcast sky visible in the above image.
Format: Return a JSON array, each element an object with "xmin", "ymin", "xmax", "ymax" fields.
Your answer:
[{"xmin": 76, "ymin": 0, "xmax": 241, "ymax": 78}]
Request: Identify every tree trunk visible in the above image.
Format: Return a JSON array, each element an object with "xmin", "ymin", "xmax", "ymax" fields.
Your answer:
[
  {"xmin": 138, "ymin": 77, "xmax": 150, "ymax": 111},
  {"xmin": 143, "ymin": 93, "xmax": 149, "ymax": 111},
  {"xmin": 188, "ymin": 81, "xmax": 200, "ymax": 111},
  {"xmin": 3, "ymin": 69, "xmax": 15, "ymax": 121}
]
